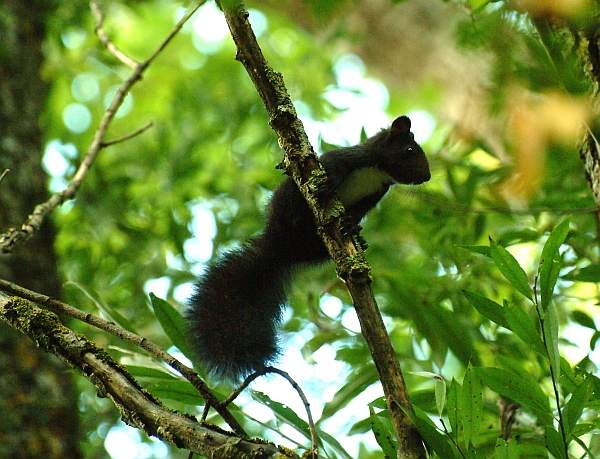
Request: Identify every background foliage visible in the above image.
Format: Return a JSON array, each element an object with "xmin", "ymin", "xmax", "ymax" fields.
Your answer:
[{"xmin": 19, "ymin": 0, "xmax": 600, "ymax": 457}]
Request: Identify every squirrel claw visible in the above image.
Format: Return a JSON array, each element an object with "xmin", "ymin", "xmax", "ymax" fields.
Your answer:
[
  {"xmin": 356, "ymin": 235, "xmax": 369, "ymax": 251},
  {"xmin": 313, "ymin": 177, "xmax": 336, "ymax": 202},
  {"xmin": 340, "ymin": 217, "xmax": 369, "ymax": 250},
  {"xmin": 340, "ymin": 216, "xmax": 361, "ymax": 235}
]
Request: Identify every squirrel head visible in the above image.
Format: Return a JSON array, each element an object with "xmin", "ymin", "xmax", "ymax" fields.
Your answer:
[{"xmin": 379, "ymin": 115, "xmax": 431, "ymax": 185}]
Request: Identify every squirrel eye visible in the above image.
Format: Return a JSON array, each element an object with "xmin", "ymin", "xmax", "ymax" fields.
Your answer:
[{"xmin": 406, "ymin": 146, "xmax": 414, "ymax": 153}]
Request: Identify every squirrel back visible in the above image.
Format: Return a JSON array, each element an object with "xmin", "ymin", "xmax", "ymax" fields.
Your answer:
[{"xmin": 186, "ymin": 115, "xmax": 430, "ymax": 382}]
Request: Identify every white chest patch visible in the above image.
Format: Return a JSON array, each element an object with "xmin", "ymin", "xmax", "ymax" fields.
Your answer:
[{"xmin": 337, "ymin": 167, "xmax": 393, "ymax": 206}]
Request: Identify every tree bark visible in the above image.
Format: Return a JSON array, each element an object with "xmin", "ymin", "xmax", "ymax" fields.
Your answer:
[
  {"xmin": 0, "ymin": 1, "xmax": 81, "ymax": 457},
  {"xmin": 533, "ymin": 13, "xmax": 600, "ymax": 215},
  {"xmin": 221, "ymin": 2, "xmax": 425, "ymax": 457},
  {"xmin": 579, "ymin": 26, "xmax": 600, "ymax": 210}
]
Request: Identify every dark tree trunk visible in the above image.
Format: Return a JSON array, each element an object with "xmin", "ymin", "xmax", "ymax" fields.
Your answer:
[
  {"xmin": 580, "ymin": 27, "xmax": 600, "ymax": 210},
  {"xmin": 0, "ymin": 0, "xmax": 82, "ymax": 457}
]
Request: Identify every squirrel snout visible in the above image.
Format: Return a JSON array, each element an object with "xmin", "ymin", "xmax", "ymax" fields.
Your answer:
[{"xmin": 414, "ymin": 169, "xmax": 431, "ymax": 184}]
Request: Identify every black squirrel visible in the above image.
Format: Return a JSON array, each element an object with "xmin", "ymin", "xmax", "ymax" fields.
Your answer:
[{"xmin": 186, "ymin": 115, "xmax": 430, "ymax": 381}]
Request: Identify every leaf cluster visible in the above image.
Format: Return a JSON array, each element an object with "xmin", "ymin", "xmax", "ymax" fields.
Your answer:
[{"xmin": 35, "ymin": 0, "xmax": 600, "ymax": 458}]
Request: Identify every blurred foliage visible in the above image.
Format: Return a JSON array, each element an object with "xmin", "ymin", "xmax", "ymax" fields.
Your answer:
[{"xmin": 31, "ymin": 0, "xmax": 600, "ymax": 457}]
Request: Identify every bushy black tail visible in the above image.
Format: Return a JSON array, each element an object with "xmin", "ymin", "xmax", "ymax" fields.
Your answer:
[{"xmin": 185, "ymin": 237, "xmax": 291, "ymax": 382}]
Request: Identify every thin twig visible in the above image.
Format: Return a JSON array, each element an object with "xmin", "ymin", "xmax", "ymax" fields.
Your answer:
[
  {"xmin": 266, "ymin": 368, "xmax": 319, "ymax": 459},
  {"xmin": 0, "ymin": 1, "xmax": 205, "ymax": 254},
  {"xmin": 90, "ymin": 0, "xmax": 139, "ymax": 68},
  {"xmin": 533, "ymin": 275, "xmax": 568, "ymax": 457},
  {"xmin": 0, "ymin": 169, "xmax": 9, "ymax": 185},
  {"xmin": 144, "ymin": 1, "xmax": 208, "ymax": 65},
  {"xmin": 102, "ymin": 121, "xmax": 154, "ymax": 147},
  {"xmin": 222, "ymin": 370, "xmax": 264, "ymax": 406},
  {"xmin": 0, "ymin": 278, "xmax": 247, "ymax": 436},
  {"xmin": 222, "ymin": 367, "xmax": 319, "ymax": 459}
]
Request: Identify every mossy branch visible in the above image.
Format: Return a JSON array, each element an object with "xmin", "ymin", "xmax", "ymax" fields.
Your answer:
[
  {"xmin": 220, "ymin": 2, "xmax": 425, "ymax": 457},
  {"xmin": 0, "ymin": 295, "xmax": 294, "ymax": 459}
]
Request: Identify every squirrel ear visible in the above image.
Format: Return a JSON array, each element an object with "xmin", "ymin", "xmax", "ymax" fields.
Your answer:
[{"xmin": 390, "ymin": 116, "xmax": 411, "ymax": 136}]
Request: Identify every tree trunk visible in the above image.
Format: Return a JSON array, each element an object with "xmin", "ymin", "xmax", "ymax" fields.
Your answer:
[
  {"xmin": 535, "ymin": 13, "xmax": 600, "ymax": 214},
  {"xmin": 0, "ymin": 1, "xmax": 82, "ymax": 457}
]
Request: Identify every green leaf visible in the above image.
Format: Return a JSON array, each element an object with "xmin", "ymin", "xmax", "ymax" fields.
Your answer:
[
  {"xmin": 591, "ymin": 331, "xmax": 600, "ymax": 351},
  {"xmin": 572, "ymin": 422, "xmax": 596, "ymax": 438},
  {"xmin": 463, "ymin": 290, "xmax": 509, "ymax": 329},
  {"xmin": 126, "ymin": 365, "xmax": 181, "ymax": 380},
  {"xmin": 368, "ymin": 396, "xmax": 387, "ymax": 410},
  {"xmin": 571, "ymin": 310, "xmax": 597, "ymax": 330},
  {"xmin": 251, "ymin": 390, "xmax": 354, "ymax": 456},
  {"xmin": 411, "ymin": 372, "xmax": 446, "ymax": 417},
  {"xmin": 459, "ymin": 245, "xmax": 491, "ymax": 258},
  {"xmin": 494, "ymin": 438, "xmax": 520, "ymax": 459},
  {"xmin": 66, "ymin": 281, "xmax": 136, "ymax": 332},
  {"xmin": 317, "ymin": 430, "xmax": 353, "ymax": 459},
  {"xmin": 489, "ymin": 238, "xmax": 533, "ymax": 301},
  {"xmin": 504, "ymin": 302, "xmax": 546, "ymax": 355},
  {"xmin": 543, "ymin": 302, "xmax": 560, "ymax": 382},
  {"xmin": 539, "ymin": 217, "xmax": 570, "ymax": 311},
  {"xmin": 401, "ymin": 293, "xmax": 480, "ymax": 367},
  {"xmin": 251, "ymin": 390, "xmax": 311, "ymax": 440},
  {"xmin": 369, "ymin": 406, "xmax": 397, "ymax": 459},
  {"xmin": 468, "ymin": 0, "xmax": 491, "ymax": 11},
  {"xmin": 539, "ymin": 218, "xmax": 570, "ymax": 264},
  {"xmin": 562, "ymin": 378, "xmax": 594, "ymax": 438},
  {"xmin": 435, "ymin": 376, "xmax": 447, "ymax": 419},
  {"xmin": 447, "ymin": 378, "xmax": 461, "ymax": 439},
  {"xmin": 563, "ymin": 264, "xmax": 600, "ymax": 282},
  {"xmin": 571, "ymin": 433, "xmax": 598, "ymax": 458},
  {"xmin": 545, "ymin": 426, "xmax": 567, "ymax": 459},
  {"xmin": 405, "ymin": 406, "xmax": 461, "ymax": 459},
  {"xmin": 473, "ymin": 213, "xmax": 486, "ymax": 241},
  {"xmin": 465, "ymin": 443, "xmax": 485, "ymax": 459},
  {"xmin": 539, "ymin": 258, "xmax": 561, "ymax": 312},
  {"xmin": 461, "ymin": 364, "xmax": 482, "ymax": 448},
  {"xmin": 559, "ymin": 357, "xmax": 586, "ymax": 394},
  {"xmin": 476, "ymin": 367, "xmax": 552, "ymax": 426},
  {"xmin": 146, "ymin": 380, "xmax": 205, "ymax": 405},
  {"xmin": 149, "ymin": 293, "xmax": 194, "ymax": 360},
  {"xmin": 321, "ymin": 365, "xmax": 379, "ymax": 420}
]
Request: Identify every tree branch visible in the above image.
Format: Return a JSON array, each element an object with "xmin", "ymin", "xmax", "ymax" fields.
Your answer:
[
  {"xmin": 0, "ymin": 296, "xmax": 292, "ymax": 459},
  {"xmin": 224, "ymin": 367, "xmax": 319, "ymax": 458},
  {"xmin": 0, "ymin": 278, "xmax": 246, "ymax": 436},
  {"xmin": 90, "ymin": 0, "xmax": 139, "ymax": 68},
  {"xmin": 219, "ymin": 2, "xmax": 425, "ymax": 457},
  {"xmin": 102, "ymin": 121, "xmax": 154, "ymax": 147},
  {"xmin": 0, "ymin": 1, "xmax": 204, "ymax": 254},
  {"xmin": 0, "ymin": 169, "xmax": 9, "ymax": 185}
]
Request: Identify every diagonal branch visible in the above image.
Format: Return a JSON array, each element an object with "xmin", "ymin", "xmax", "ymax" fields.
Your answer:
[
  {"xmin": 0, "ymin": 296, "xmax": 291, "ymax": 459},
  {"xmin": 90, "ymin": 0, "xmax": 139, "ymax": 68},
  {"xmin": 219, "ymin": 1, "xmax": 425, "ymax": 457},
  {"xmin": 0, "ymin": 278, "xmax": 246, "ymax": 436},
  {"xmin": 0, "ymin": 1, "xmax": 205, "ymax": 254},
  {"xmin": 224, "ymin": 367, "xmax": 319, "ymax": 458}
]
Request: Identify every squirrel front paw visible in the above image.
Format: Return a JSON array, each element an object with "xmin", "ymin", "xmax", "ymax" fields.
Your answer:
[
  {"xmin": 340, "ymin": 216, "xmax": 369, "ymax": 250},
  {"xmin": 313, "ymin": 177, "xmax": 337, "ymax": 203}
]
